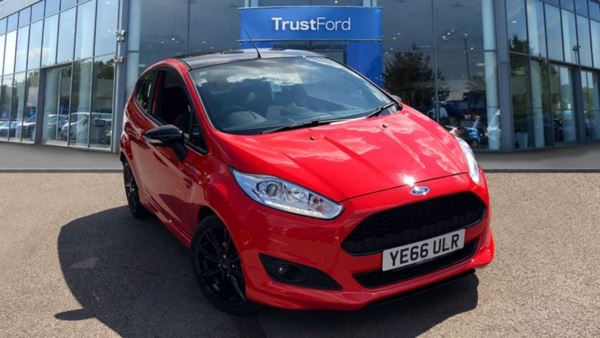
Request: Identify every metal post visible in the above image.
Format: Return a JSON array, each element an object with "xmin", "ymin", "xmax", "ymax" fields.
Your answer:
[{"xmin": 112, "ymin": 0, "xmax": 129, "ymax": 153}]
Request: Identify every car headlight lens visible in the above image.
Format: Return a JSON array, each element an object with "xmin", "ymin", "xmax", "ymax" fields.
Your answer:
[
  {"xmin": 232, "ymin": 170, "xmax": 343, "ymax": 220},
  {"xmin": 456, "ymin": 137, "xmax": 481, "ymax": 184}
]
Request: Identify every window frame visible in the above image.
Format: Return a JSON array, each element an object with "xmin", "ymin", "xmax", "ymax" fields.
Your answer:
[{"xmin": 134, "ymin": 66, "xmax": 208, "ymax": 154}]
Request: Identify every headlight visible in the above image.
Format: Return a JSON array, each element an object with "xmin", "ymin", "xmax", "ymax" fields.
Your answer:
[
  {"xmin": 456, "ymin": 137, "xmax": 481, "ymax": 184},
  {"xmin": 232, "ymin": 170, "xmax": 343, "ymax": 220}
]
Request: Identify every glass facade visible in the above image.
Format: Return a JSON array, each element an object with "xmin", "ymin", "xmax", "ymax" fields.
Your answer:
[
  {"xmin": 0, "ymin": 0, "xmax": 597, "ymax": 153},
  {"xmin": 508, "ymin": 0, "xmax": 600, "ymax": 149},
  {"xmin": 0, "ymin": 0, "xmax": 118, "ymax": 148},
  {"xmin": 382, "ymin": 0, "xmax": 500, "ymax": 150}
]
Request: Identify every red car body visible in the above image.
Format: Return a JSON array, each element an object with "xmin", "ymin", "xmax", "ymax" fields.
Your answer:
[{"xmin": 120, "ymin": 50, "xmax": 494, "ymax": 312}]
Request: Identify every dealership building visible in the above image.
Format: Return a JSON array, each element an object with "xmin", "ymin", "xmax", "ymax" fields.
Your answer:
[{"xmin": 0, "ymin": 0, "xmax": 598, "ymax": 152}]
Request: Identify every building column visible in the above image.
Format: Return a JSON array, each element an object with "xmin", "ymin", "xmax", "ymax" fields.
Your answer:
[
  {"xmin": 482, "ymin": 0, "xmax": 500, "ymax": 150},
  {"xmin": 494, "ymin": 0, "xmax": 514, "ymax": 151},
  {"xmin": 112, "ymin": 0, "xmax": 130, "ymax": 153}
]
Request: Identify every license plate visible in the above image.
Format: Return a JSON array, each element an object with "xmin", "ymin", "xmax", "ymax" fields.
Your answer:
[{"xmin": 382, "ymin": 229, "xmax": 465, "ymax": 271}]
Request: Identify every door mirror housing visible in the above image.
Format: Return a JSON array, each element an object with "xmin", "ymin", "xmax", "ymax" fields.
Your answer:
[
  {"xmin": 145, "ymin": 124, "xmax": 184, "ymax": 146},
  {"xmin": 144, "ymin": 124, "xmax": 188, "ymax": 161},
  {"xmin": 391, "ymin": 95, "xmax": 403, "ymax": 104}
]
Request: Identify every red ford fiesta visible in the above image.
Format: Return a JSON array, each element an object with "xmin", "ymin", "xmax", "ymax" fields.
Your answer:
[{"xmin": 120, "ymin": 49, "xmax": 494, "ymax": 315}]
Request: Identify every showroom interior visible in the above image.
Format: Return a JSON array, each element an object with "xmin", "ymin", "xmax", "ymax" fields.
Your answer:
[{"xmin": 0, "ymin": 0, "xmax": 598, "ymax": 153}]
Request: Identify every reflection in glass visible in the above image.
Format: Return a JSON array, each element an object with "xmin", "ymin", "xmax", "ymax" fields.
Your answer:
[
  {"xmin": 529, "ymin": 59, "xmax": 552, "ymax": 148},
  {"xmin": 507, "ymin": 0, "xmax": 529, "ymax": 53},
  {"xmin": 0, "ymin": 35, "xmax": 5, "ymax": 76},
  {"xmin": 562, "ymin": 0, "xmax": 575, "ymax": 11},
  {"xmin": 574, "ymin": 0, "xmax": 589, "ymax": 15},
  {"xmin": 562, "ymin": 10, "xmax": 578, "ymax": 63},
  {"xmin": 546, "ymin": 4, "xmax": 564, "ymax": 61},
  {"xmin": 19, "ymin": 8, "xmax": 31, "ymax": 27},
  {"xmin": 189, "ymin": 0, "xmax": 243, "ymax": 52},
  {"xmin": 31, "ymin": 2, "xmax": 45, "ymax": 22},
  {"xmin": 383, "ymin": 50, "xmax": 435, "ymax": 113},
  {"xmin": 91, "ymin": 58, "xmax": 114, "ymax": 148},
  {"xmin": 436, "ymin": 0, "xmax": 485, "ymax": 51},
  {"xmin": 95, "ymin": 0, "xmax": 119, "ymax": 56},
  {"xmin": 13, "ymin": 73, "xmax": 26, "ymax": 140},
  {"xmin": 42, "ymin": 66, "xmax": 71, "ymax": 144},
  {"xmin": 28, "ymin": 21, "xmax": 43, "ymax": 70},
  {"xmin": 4, "ymin": 31, "xmax": 16, "ymax": 75},
  {"xmin": 46, "ymin": 0, "xmax": 60, "ymax": 16},
  {"xmin": 133, "ymin": 0, "xmax": 188, "ymax": 53},
  {"xmin": 15, "ymin": 26, "xmax": 29, "ymax": 73},
  {"xmin": 527, "ymin": 0, "xmax": 547, "ymax": 57},
  {"xmin": 1, "ymin": 76, "xmax": 14, "ymax": 139},
  {"xmin": 592, "ymin": 20, "xmax": 600, "ymax": 68},
  {"xmin": 42, "ymin": 15, "xmax": 59, "ymax": 67},
  {"xmin": 436, "ymin": 51, "xmax": 499, "ymax": 149},
  {"xmin": 549, "ymin": 64, "xmax": 576, "ymax": 144},
  {"xmin": 576, "ymin": 16, "xmax": 593, "ymax": 67},
  {"xmin": 70, "ymin": 60, "xmax": 93, "ymax": 146},
  {"xmin": 57, "ymin": 8, "xmax": 76, "ymax": 64},
  {"xmin": 582, "ymin": 71, "xmax": 600, "ymax": 141},
  {"xmin": 511, "ymin": 54, "xmax": 532, "ymax": 149},
  {"xmin": 23, "ymin": 71, "xmax": 39, "ymax": 142},
  {"xmin": 75, "ymin": 1, "xmax": 96, "ymax": 60},
  {"xmin": 381, "ymin": 0, "xmax": 433, "ymax": 52},
  {"xmin": 7, "ymin": 14, "xmax": 18, "ymax": 32},
  {"xmin": 61, "ymin": 0, "xmax": 77, "ymax": 10}
]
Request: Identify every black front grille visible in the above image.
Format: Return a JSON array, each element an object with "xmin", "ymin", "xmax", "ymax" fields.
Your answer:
[
  {"xmin": 342, "ymin": 192, "xmax": 486, "ymax": 255},
  {"xmin": 354, "ymin": 240, "xmax": 478, "ymax": 288}
]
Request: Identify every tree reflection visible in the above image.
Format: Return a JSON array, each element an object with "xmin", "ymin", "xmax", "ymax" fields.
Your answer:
[{"xmin": 383, "ymin": 49, "xmax": 442, "ymax": 112}]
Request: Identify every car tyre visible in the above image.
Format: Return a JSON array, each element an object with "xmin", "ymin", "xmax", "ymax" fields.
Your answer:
[
  {"xmin": 192, "ymin": 215, "xmax": 261, "ymax": 316},
  {"xmin": 122, "ymin": 161, "xmax": 149, "ymax": 218}
]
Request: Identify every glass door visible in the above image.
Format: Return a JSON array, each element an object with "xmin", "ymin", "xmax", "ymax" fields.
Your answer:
[
  {"xmin": 42, "ymin": 66, "xmax": 72, "ymax": 145},
  {"xmin": 549, "ymin": 64, "xmax": 577, "ymax": 145},
  {"xmin": 581, "ymin": 71, "xmax": 600, "ymax": 142}
]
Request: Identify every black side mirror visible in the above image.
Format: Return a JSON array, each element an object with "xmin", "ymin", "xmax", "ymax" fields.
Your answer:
[
  {"xmin": 144, "ymin": 124, "xmax": 188, "ymax": 161},
  {"xmin": 145, "ymin": 125, "xmax": 184, "ymax": 146},
  {"xmin": 391, "ymin": 95, "xmax": 403, "ymax": 103}
]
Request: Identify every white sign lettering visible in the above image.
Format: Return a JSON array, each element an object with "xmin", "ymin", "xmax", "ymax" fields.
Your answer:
[{"xmin": 271, "ymin": 17, "xmax": 352, "ymax": 32}]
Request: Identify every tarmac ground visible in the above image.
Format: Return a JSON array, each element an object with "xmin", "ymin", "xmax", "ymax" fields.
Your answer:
[{"xmin": 1, "ymin": 173, "xmax": 599, "ymax": 337}]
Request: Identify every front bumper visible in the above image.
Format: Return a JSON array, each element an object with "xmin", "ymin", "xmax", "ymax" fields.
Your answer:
[{"xmin": 228, "ymin": 173, "xmax": 494, "ymax": 311}]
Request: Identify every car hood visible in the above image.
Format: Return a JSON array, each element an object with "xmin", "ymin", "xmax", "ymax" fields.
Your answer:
[{"xmin": 213, "ymin": 106, "xmax": 469, "ymax": 202}]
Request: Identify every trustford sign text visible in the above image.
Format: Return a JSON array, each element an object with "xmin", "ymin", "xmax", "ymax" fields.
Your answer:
[{"xmin": 271, "ymin": 17, "xmax": 352, "ymax": 32}]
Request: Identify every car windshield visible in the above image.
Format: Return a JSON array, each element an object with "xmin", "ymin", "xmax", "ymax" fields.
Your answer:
[{"xmin": 191, "ymin": 57, "xmax": 393, "ymax": 135}]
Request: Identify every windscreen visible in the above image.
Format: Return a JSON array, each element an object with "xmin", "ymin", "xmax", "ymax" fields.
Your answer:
[{"xmin": 191, "ymin": 57, "xmax": 392, "ymax": 135}]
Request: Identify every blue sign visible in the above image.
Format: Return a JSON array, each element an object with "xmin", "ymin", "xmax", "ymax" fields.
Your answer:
[{"xmin": 239, "ymin": 7, "xmax": 382, "ymax": 42}]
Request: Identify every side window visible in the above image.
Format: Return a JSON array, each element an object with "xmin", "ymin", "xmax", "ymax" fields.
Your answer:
[
  {"xmin": 135, "ymin": 71, "xmax": 157, "ymax": 112},
  {"xmin": 154, "ymin": 69, "xmax": 207, "ymax": 151}
]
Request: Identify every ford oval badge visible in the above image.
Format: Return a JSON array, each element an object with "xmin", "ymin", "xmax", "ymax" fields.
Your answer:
[{"xmin": 410, "ymin": 186, "xmax": 430, "ymax": 196}]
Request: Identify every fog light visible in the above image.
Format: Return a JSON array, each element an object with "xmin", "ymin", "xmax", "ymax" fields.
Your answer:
[{"xmin": 260, "ymin": 254, "xmax": 341, "ymax": 290}]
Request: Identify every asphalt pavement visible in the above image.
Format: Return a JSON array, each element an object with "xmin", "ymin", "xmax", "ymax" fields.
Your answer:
[{"xmin": 0, "ymin": 173, "xmax": 599, "ymax": 337}]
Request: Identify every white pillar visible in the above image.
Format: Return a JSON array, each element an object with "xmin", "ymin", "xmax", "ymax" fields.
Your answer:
[
  {"xmin": 126, "ymin": 0, "xmax": 142, "ymax": 96},
  {"xmin": 482, "ymin": 0, "xmax": 500, "ymax": 150}
]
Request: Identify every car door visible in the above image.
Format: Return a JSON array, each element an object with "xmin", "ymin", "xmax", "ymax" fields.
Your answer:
[{"xmin": 143, "ymin": 67, "xmax": 209, "ymax": 237}]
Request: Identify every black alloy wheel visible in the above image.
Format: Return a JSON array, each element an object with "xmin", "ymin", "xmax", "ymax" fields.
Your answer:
[
  {"xmin": 123, "ymin": 161, "xmax": 148, "ymax": 218},
  {"xmin": 192, "ymin": 215, "xmax": 261, "ymax": 316}
]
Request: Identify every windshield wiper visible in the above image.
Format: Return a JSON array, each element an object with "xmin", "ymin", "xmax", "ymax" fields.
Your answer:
[
  {"xmin": 262, "ymin": 118, "xmax": 348, "ymax": 134},
  {"xmin": 366, "ymin": 102, "xmax": 397, "ymax": 119}
]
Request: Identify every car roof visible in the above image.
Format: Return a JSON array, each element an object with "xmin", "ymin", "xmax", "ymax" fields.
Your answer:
[{"xmin": 177, "ymin": 49, "xmax": 325, "ymax": 69}]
